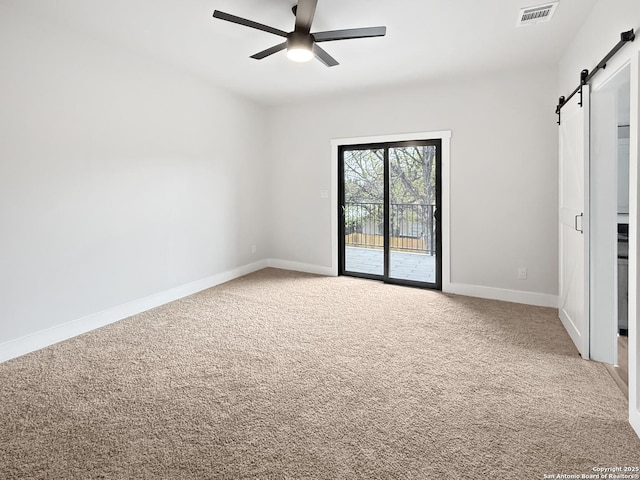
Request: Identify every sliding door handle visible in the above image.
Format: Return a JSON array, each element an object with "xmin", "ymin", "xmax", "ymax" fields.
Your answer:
[{"xmin": 574, "ymin": 213, "xmax": 584, "ymax": 233}]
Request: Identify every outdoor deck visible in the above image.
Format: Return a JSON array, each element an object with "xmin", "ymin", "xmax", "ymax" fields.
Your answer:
[{"xmin": 345, "ymin": 246, "xmax": 436, "ymax": 283}]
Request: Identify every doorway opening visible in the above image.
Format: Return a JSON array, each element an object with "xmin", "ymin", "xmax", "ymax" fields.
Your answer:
[
  {"xmin": 590, "ymin": 63, "xmax": 631, "ymax": 394},
  {"xmin": 338, "ymin": 139, "xmax": 442, "ymax": 289}
]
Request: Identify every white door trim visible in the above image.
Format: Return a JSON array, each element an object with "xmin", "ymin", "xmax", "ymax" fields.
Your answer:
[
  {"xmin": 587, "ymin": 46, "xmax": 639, "ymax": 437},
  {"xmin": 589, "ymin": 63, "xmax": 630, "ymax": 364}
]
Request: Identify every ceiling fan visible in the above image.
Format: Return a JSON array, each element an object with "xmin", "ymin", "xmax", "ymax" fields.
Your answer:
[{"xmin": 212, "ymin": 0, "xmax": 386, "ymax": 67}]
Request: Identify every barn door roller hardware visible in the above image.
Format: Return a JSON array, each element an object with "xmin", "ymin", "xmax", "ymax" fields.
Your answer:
[{"xmin": 556, "ymin": 29, "xmax": 635, "ymax": 125}]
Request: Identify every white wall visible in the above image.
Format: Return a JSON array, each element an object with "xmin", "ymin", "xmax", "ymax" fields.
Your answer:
[
  {"xmin": 558, "ymin": 0, "xmax": 640, "ymax": 436},
  {"xmin": 559, "ymin": 0, "xmax": 640, "ymax": 96},
  {"xmin": 0, "ymin": 6, "xmax": 268, "ymax": 347},
  {"xmin": 267, "ymin": 68, "xmax": 559, "ymax": 299}
]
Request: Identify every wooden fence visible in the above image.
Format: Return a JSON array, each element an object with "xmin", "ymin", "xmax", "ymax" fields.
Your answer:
[{"xmin": 345, "ymin": 233, "xmax": 426, "ymax": 253}]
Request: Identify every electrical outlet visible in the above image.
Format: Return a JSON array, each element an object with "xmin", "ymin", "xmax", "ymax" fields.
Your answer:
[
  {"xmin": 517, "ymin": 267, "xmax": 528, "ymax": 280},
  {"xmin": 320, "ymin": 189, "xmax": 328, "ymax": 199},
  {"xmin": 251, "ymin": 244, "xmax": 257, "ymax": 255}
]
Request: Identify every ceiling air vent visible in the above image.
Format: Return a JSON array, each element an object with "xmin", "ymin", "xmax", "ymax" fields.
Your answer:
[{"xmin": 516, "ymin": 2, "xmax": 559, "ymax": 27}]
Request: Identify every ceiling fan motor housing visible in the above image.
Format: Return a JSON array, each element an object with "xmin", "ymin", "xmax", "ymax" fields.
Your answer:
[{"xmin": 288, "ymin": 31, "xmax": 313, "ymax": 51}]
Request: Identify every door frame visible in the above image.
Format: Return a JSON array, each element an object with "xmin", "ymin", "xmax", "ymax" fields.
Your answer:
[
  {"xmin": 330, "ymin": 130, "xmax": 452, "ymax": 287},
  {"xmin": 589, "ymin": 62, "xmax": 631, "ymax": 365},
  {"xmin": 582, "ymin": 46, "xmax": 639, "ymax": 437},
  {"xmin": 337, "ymin": 139, "xmax": 442, "ymax": 289}
]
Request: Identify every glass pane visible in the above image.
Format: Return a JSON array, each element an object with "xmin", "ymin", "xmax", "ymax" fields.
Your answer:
[
  {"xmin": 388, "ymin": 145, "xmax": 437, "ymax": 283},
  {"xmin": 343, "ymin": 149, "xmax": 384, "ymax": 276}
]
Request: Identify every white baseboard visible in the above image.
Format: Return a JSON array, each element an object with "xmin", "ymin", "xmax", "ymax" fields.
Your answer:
[
  {"xmin": 0, "ymin": 259, "xmax": 269, "ymax": 364},
  {"xmin": 631, "ymin": 407, "xmax": 640, "ymax": 439},
  {"xmin": 444, "ymin": 282, "xmax": 558, "ymax": 308},
  {"xmin": 1, "ymin": 262, "xmax": 557, "ymax": 364},
  {"xmin": 267, "ymin": 259, "xmax": 336, "ymax": 277},
  {"xmin": 269, "ymin": 261, "xmax": 557, "ymax": 308}
]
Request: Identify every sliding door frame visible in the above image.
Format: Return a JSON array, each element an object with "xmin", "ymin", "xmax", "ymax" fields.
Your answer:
[{"xmin": 338, "ymin": 138, "xmax": 443, "ymax": 290}]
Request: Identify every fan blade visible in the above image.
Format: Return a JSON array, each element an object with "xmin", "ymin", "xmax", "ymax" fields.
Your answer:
[
  {"xmin": 213, "ymin": 10, "xmax": 288, "ymax": 38},
  {"xmin": 313, "ymin": 44, "xmax": 339, "ymax": 67},
  {"xmin": 294, "ymin": 0, "xmax": 318, "ymax": 33},
  {"xmin": 313, "ymin": 26, "xmax": 387, "ymax": 42},
  {"xmin": 250, "ymin": 42, "xmax": 287, "ymax": 60}
]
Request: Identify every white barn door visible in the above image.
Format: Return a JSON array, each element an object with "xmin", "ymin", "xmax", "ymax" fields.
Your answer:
[{"xmin": 559, "ymin": 86, "xmax": 590, "ymax": 359}]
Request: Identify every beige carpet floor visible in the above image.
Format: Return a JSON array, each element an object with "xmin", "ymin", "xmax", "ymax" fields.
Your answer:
[{"xmin": 1, "ymin": 268, "xmax": 639, "ymax": 479}]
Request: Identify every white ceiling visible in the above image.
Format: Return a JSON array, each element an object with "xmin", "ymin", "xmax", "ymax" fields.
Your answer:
[{"xmin": 2, "ymin": 0, "xmax": 598, "ymax": 105}]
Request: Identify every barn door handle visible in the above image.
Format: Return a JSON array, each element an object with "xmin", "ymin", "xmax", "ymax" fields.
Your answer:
[{"xmin": 575, "ymin": 213, "xmax": 584, "ymax": 233}]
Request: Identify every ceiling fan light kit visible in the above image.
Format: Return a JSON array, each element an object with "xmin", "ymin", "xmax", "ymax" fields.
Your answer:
[
  {"xmin": 212, "ymin": 0, "xmax": 386, "ymax": 67},
  {"xmin": 286, "ymin": 32, "xmax": 314, "ymax": 62}
]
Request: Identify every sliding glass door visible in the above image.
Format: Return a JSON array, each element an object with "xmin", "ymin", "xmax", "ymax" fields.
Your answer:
[{"xmin": 339, "ymin": 140, "xmax": 441, "ymax": 289}]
